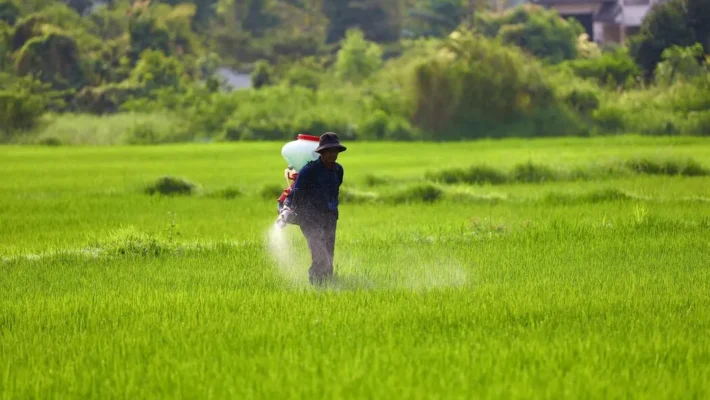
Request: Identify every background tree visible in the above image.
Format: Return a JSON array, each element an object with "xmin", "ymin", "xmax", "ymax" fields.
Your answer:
[
  {"xmin": 334, "ymin": 28, "xmax": 382, "ymax": 83},
  {"xmin": 475, "ymin": 5, "xmax": 584, "ymax": 63},
  {"xmin": 628, "ymin": 0, "xmax": 704, "ymax": 77},
  {"xmin": 322, "ymin": 0, "xmax": 402, "ymax": 43},
  {"xmin": 0, "ymin": 0, "xmax": 20, "ymax": 25}
]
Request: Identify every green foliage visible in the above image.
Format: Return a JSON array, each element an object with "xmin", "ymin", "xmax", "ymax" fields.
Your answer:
[
  {"xmin": 0, "ymin": 74, "xmax": 62, "ymax": 138},
  {"xmin": 3, "ymin": 137, "xmax": 710, "ymax": 399},
  {"xmin": 128, "ymin": 12, "xmax": 171, "ymax": 62},
  {"xmin": 207, "ymin": 186, "xmax": 244, "ymax": 200},
  {"xmin": 592, "ymin": 75, "xmax": 710, "ymax": 136},
  {"xmin": 409, "ymin": 30, "xmax": 568, "ymax": 139},
  {"xmin": 33, "ymin": 112, "xmax": 187, "ymax": 145},
  {"xmin": 625, "ymin": 157, "xmax": 709, "ymax": 176},
  {"xmin": 406, "ymin": 0, "xmax": 467, "ymax": 38},
  {"xmin": 334, "ymin": 29, "xmax": 383, "ymax": 83},
  {"xmin": 0, "ymin": 0, "xmax": 20, "ymax": 25},
  {"xmin": 629, "ymin": 0, "xmax": 703, "ymax": 77},
  {"xmin": 0, "ymin": 20, "xmax": 10, "ymax": 70},
  {"xmin": 217, "ymin": 85, "xmax": 362, "ymax": 141},
  {"xmin": 129, "ymin": 50, "xmax": 185, "ymax": 90},
  {"xmin": 511, "ymin": 161, "xmax": 558, "ymax": 183},
  {"xmin": 1, "ymin": 0, "xmax": 708, "ymax": 143},
  {"xmin": 251, "ymin": 60, "xmax": 274, "ymax": 89},
  {"xmin": 576, "ymin": 33, "xmax": 601, "ymax": 59},
  {"xmin": 686, "ymin": 0, "xmax": 710, "ymax": 51},
  {"xmin": 144, "ymin": 176, "xmax": 198, "ymax": 196},
  {"xmin": 475, "ymin": 5, "xmax": 583, "ymax": 63},
  {"xmin": 15, "ymin": 31, "xmax": 86, "ymax": 89},
  {"xmin": 73, "ymin": 82, "xmax": 146, "ymax": 114},
  {"xmin": 359, "ymin": 109, "xmax": 416, "ymax": 140},
  {"xmin": 284, "ymin": 63, "xmax": 322, "ymax": 90},
  {"xmin": 655, "ymin": 43, "xmax": 707, "ymax": 86},
  {"xmin": 555, "ymin": 79, "xmax": 600, "ymax": 116},
  {"xmin": 323, "ymin": 0, "xmax": 402, "ymax": 44},
  {"xmin": 426, "ymin": 156, "xmax": 709, "ymax": 186},
  {"xmin": 562, "ymin": 48, "xmax": 641, "ymax": 87},
  {"xmin": 426, "ymin": 164, "xmax": 508, "ymax": 185},
  {"xmin": 196, "ymin": 51, "xmax": 222, "ymax": 80},
  {"xmin": 260, "ymin": 183, "xmax": 284, "ymax": 200},
  {"xmin": 390, "ymin": 183, "xmax": 443, "ymax": 203},
  {"xmin": 64, "ymin": 0, "xmax": 92, "ymax": 15}
]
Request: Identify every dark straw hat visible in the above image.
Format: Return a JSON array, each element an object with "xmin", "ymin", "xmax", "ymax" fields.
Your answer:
[{"xmin": 316, "ymin": 132, "xmax": 347, "ymax": 153}]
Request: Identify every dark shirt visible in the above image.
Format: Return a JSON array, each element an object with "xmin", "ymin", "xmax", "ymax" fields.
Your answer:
[{"xmin": 286, "ymin": 157, "xmax": 344, "ymax": 219}]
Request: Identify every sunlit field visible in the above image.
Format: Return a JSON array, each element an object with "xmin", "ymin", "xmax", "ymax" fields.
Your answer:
[{"xmin": 1, "ymin": 136, "xmax": 709, "ymax": 399}]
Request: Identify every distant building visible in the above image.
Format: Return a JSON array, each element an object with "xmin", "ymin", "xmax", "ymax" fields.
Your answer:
[
  {"xmin": 531, "ymin": 0, "xmax": 665, "ymax": 44},
  {"xmin": 214, "ymin": 68, "xmax": 252, "ymax": 91}
]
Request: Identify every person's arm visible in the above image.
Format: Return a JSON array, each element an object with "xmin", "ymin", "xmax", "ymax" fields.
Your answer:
[{"xmin": 286, "ymin": 163, "xmax": 313, "ymax": 209}]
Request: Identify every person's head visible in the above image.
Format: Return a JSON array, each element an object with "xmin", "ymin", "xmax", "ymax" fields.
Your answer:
[
  {"xmin": 319, "ymin": 148, "xmax": 340, "ymax": 163},
  {"xmin": 315, "ymin": 132, "xmax": 346, "ymax": 163}
]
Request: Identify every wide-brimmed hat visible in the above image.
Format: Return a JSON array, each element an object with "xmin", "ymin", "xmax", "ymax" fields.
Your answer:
[{"xmin": 316, "ymin": 132, "xmax": 347, "ymax": 153}]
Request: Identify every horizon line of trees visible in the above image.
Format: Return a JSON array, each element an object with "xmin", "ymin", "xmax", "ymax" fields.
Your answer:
[{"xmin": 1, "ymin": 0, "xmax": 709, "ymax": 144}]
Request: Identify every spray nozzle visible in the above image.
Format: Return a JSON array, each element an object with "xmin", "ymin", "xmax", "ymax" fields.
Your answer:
[{"xmin": 276, "ymin": 206, "xmax": 297, "ymax": 229}]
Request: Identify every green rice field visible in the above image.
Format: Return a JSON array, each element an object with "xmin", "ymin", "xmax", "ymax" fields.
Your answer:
[{"xmin": 1, "ymin": 135, "xmax": 709, "ymax": 399}]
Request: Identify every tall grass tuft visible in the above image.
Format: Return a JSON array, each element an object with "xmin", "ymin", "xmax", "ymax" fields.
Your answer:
[
  {"xmin": 144, "ymin": 176, "xmax": 198, "ymax": 196},
  {"xmin": 624, "ymin": 158, "xmax": 709, "ymax": 177},
  {"xmin": 389, "ymin": 183, "xmax": 444, "ymax": 204}
]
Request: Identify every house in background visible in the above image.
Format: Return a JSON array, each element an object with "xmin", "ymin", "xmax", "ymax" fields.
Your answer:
[{"xmin": 531, "ymin": 0, "xmax": 665, "ymax": 44}]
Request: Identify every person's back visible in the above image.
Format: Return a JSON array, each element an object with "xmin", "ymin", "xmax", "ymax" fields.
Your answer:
[
  {"xmin": 285, "ymin": 133, "xmax": 346, "ymax": 285},
  {"xmin": 289, "ymin": 157, "xmax": 343, "ymax": 219}
]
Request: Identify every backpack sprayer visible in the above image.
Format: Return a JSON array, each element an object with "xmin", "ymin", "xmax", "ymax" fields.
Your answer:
[{"xmin": 275, "ymin": 134, "xmax": 320, "ymax": 228}]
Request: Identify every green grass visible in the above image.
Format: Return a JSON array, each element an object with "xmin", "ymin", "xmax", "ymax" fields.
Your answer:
[
  {"xmin": 27, "ymin": 112, "xmax": 188, "ymax": 146},
  {"xmin": 1, "ymin": 136, "xmax": 709, "ymax": 399}
]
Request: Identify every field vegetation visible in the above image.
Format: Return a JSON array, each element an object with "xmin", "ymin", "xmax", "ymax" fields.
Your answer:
[
  {"xmin": 1, "ymin": 0, "xmax": 709, "ymax": 145},
  {"xmin": 2, "ymin": 0, "xmax": 710, "ymax": 397},
  {"xmin": 1, "ymin": 136, "xmax": 709, "ymax": 398}
]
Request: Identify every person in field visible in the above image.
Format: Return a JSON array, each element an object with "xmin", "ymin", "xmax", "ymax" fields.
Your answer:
[{"xmin": 285, "ymin": 132, "xmax": 346, "ymax": 285}]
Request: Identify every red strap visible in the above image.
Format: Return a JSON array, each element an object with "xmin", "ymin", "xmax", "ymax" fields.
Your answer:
[
  {"xmin": 278, "ymin": 186, "xmax": 291, "ymax": 203},
  {"xmin": 277, "ymin": 171, "xmax": 299, "ymax": 203}
]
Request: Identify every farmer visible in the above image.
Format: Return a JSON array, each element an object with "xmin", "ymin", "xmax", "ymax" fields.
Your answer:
[{"xmin": 285, "ymin": 132, "xmax": 346, "ymax": 285}]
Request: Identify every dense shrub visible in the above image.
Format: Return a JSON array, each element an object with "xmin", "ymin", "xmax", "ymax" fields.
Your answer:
[
  {"xmin": 592, "ymin": 106, "xmax": 626, "ymax": 133},
  {"xmin": 557, "ymin": 81, "xmax": 600, "ymax": 116},
  {"xmin": 73, "ymin": 82, "xmax": 146, "ymax": 114},
  {"xmin": 15, "ymin": 31, "xmax": 86, "ymax": 90},
  {"xmin": 129, "ymin": 50, "xmax": 185, "ymax": 90},
  {"xmin": 625, "ymin": 158, "xmax": 708, "ymax": 176},
  {"xmin": 544, "ymin": 188, "xmax": 633, "ymax": 205},
  {"xmin": 358, "ymin": 109, "xmax": 418, "ymax": 141},
  {"xmin": 144, "ymin": 176, "xmax": 198, "ymax": 196},
  {"xmin": 409, "ymin": 31, "xmax": 577, "ymax": 139},
  {"xmin": 335, "ymin": 29, "xmax": 383, "ymax": 83},
  {"xmin": 390, "ymin": 183, "xmax": 443, "ymax": 204},
  {"xmin": 654, "ymin": 43, "xmax": 707, "ymax": 86},
  {"xmin": 251, "ymin": 60, "xmax": 274, "ymax": 89},
  {"xmin": 0, "ymin": 75, "xmax": 63, "ymax": 139},
  {"xmin": 426, "ymin": 165, "xmax": 508, "ymax": 185},
  {"xmin": 592, "ymin": 75, "xmax": 710, "ymax": 136},
  {"xmin": 284, "ymin": 64, "xmax": 322, "ymax": 90},
  {"xmin": 475, "ymin": 5, "xmax": 583, "ymax": 63},
  {"xmin": 628, "ymin": 0, "xmax": 710, "ymax": 77},
  {"xmin": 34, "ymin": 112, "xmax": 186, "ymax": 146},
  {"xmin": 562, "ymin": 48, "xmax": 641, "ymax": 87},
  {"xmin": 511, "ymin": 161, "xmax": 558, "ymax": 183},
  {"xmin": 0, "ymin": 1, "xmax": 19, "ymax": 25}
]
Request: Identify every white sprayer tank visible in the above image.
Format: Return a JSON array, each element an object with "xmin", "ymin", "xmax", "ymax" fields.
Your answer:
[{"xmin": 281, "ymin": 134, "xmax": 320, "ymax": 171}]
